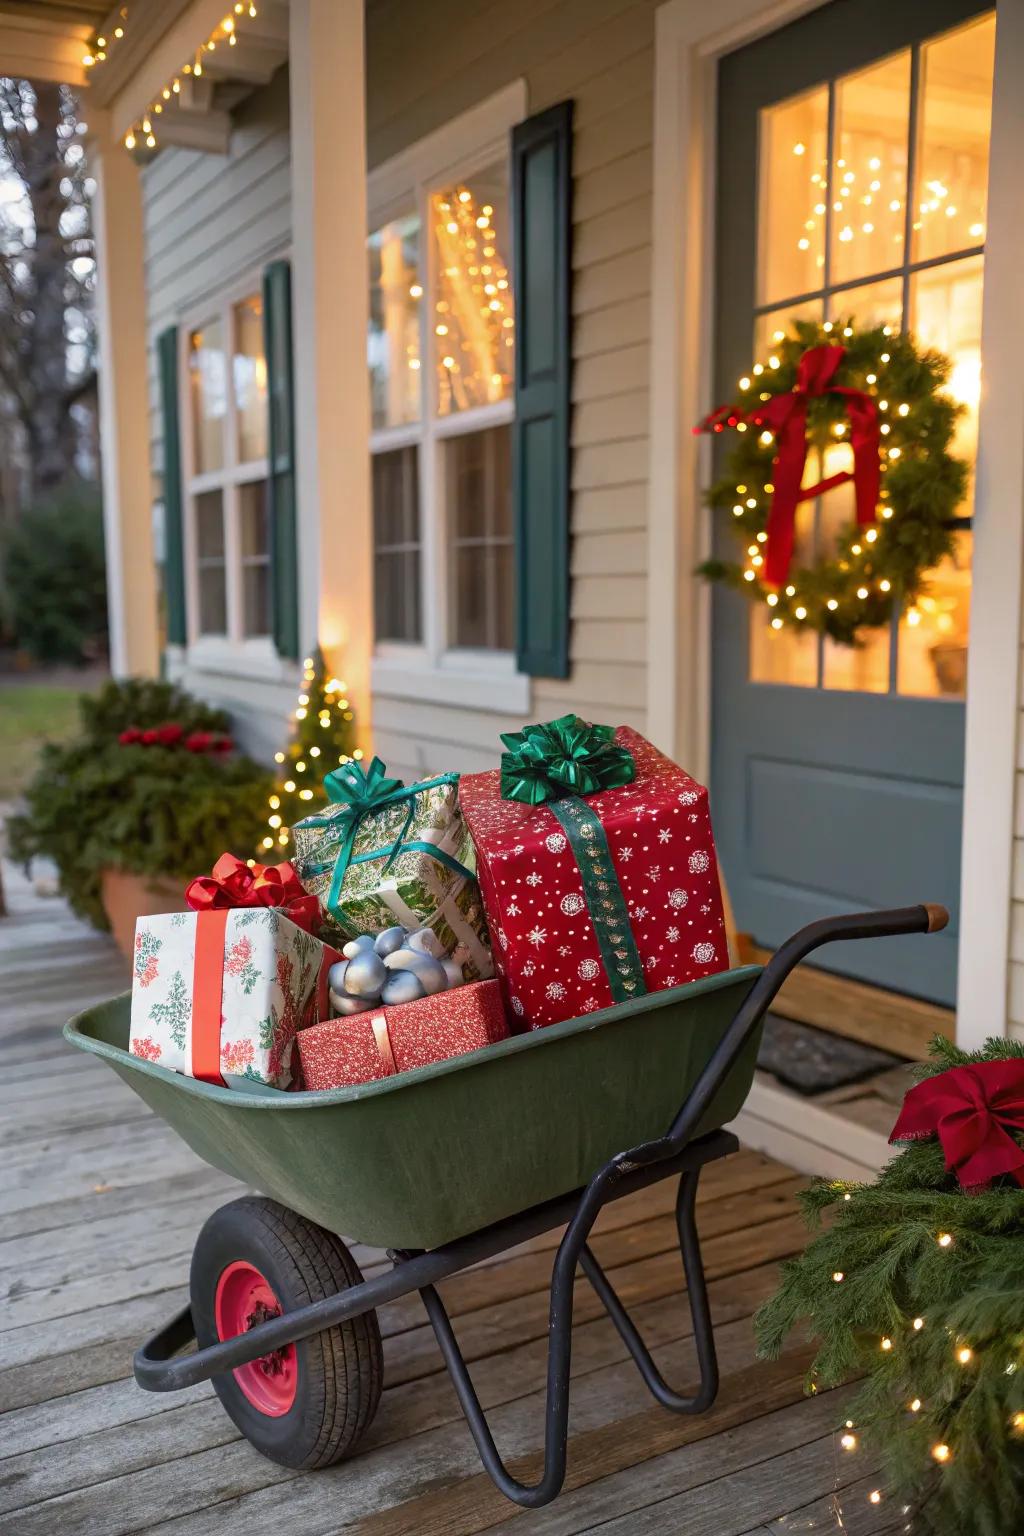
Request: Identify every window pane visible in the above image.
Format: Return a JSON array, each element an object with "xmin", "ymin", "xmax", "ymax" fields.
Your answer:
[
  {"xmin": 910, "ymin": 253, "xmax": 983, "ymax": 494},
  {"xmin": 431, "ymin": 163, "xmax": 514, "ymax": 416},
  {"xmin": 830, "ymin": 49, "xmax": 911, "ymax": 287},
  {"xmin": 189, "ymin": 320, "xmax": 227, "ymax": 474},
  {"xmin": 446, "ymin": 425, "xmax": 513, "ymax": 650},
  {"xmin": 757, "ymin": 86, "xmax": 828, "ymax": 306},
  {"xmin": 373, "ymin": 446, "xmax": 421, "ymax": 642},
  {"xmin": 194, "ymin": 489, "xmax": 226, "ymax": 635},
  {"xmin": 832, "ymin": 275, "xmax": 902, "ymax": 332},
  {"xmin": 913, "ymin": 14, "xmax": 994, "ymax": 263},
  {"xmin": 195, "ymin": 488, "xmax": 224, "ymax": 557},
  {"xmin": 818, "ymin": 442, "xmax": 890, "ymax": 693},
  {"xmin": 234, "ymin": 294, "xmax": 268, "ymax": 463},
  {"xmin": 754, "ymin": 298, "xmax": 824, "ymax": 358},
  {"xmin": 239, "ymin": 479, "xmax": 270, "ymax": 637},
  {"xmin": 897, "ymin": 532, "xmax": 970, "ymax": 698},
  {"xmin": 368, "ymin": 214, "xmax": 421, "ymax": 430}
]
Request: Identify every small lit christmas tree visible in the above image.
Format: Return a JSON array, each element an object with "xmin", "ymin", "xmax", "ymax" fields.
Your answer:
[{"xmin": 262, "ymin": 650, "xmax": 364, "ymax": 856}]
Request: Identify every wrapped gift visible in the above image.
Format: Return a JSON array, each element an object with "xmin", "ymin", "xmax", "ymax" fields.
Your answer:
[
  {"xmin": 129, "ymin": 854, "xmax": 341, "ymax": 1089},
  {"xmin": 458, "ymin": 716, "xmax": 728, "ymax": 1029},
  {"xmin": 297, "ymin": 978, "xmax": 509, "ymax": 1089},
  {"xmin": 291, "ymin": 757, "xmax": 493, "ymax": 978}
]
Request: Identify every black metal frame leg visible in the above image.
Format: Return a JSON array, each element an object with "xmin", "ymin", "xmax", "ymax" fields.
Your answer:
[
  {"xmin": 412, "ymin": 1165, "xmax": 717, "ymax": 1509},
  {"xmin": 579, "ymin": 1170, "xmax": 718, "ymax": 1413}
]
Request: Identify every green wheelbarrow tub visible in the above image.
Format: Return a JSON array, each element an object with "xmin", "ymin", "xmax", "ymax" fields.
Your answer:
[{"xmin": 65, "ymin": 965, "xmax": 763, "ymax": 1251}]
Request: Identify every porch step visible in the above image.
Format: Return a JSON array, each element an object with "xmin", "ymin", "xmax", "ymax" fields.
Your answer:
[{"xmin": 741, "ymin": 938, "xmax": 953, "ymax": 1061}]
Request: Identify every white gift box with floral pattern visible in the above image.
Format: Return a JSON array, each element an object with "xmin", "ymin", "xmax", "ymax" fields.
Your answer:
[{"xmin": 129, "ymin": 907, "xmax": 338, "ymax": 1088}]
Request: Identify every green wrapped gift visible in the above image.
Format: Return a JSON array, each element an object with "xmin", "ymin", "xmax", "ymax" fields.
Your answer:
[{"xmin": 291, "ymin": 757, "xmax": 493, "ymax": 980}]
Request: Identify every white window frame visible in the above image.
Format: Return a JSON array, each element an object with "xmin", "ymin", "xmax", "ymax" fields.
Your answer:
[
  {"xmin": 368, "ymin": 81, "xmax": 531, "ymax": 715},
  {"xmin": 179, "ymin": 271, "xmax": 282, "ymax": 679}
]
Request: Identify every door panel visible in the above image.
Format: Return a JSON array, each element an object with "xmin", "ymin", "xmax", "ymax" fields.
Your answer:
[{"xmin": 711, "ymin": 0, "xmax": 993, "ymax": 1004}]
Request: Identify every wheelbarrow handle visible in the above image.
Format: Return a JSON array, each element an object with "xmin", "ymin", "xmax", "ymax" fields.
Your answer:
[{"xmin": 613, "ymin": 903, "xmax": 948, "ymax": 1174}]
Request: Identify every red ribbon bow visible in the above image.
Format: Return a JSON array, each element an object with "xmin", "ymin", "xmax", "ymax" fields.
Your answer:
[
  {"xmin": 185, "ymin": 852, "xmax": 320, "ymax": 935},
  {"xmin": 748, "ymin": 344, "xmax": 879, "ymax": 586},
  {"xmin": 889, "ymin": 1059, "xmax": 1024, "ymax": 1193}
]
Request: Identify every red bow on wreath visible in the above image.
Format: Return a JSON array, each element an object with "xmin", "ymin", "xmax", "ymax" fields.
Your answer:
[
  {"xmin": 698, "ymin": 343, "xmax": 881, "ymax": 588},
  {"xmin": 889, "ymin": 1059, "xmax": 1024, "ymax": 1193},
  {"xmin": 184, "ymin": 852, "xmax": 320, "ymax": 935}
]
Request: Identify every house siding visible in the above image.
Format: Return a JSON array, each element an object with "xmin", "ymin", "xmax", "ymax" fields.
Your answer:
[
  {"xmin": 142, "ymin": 0, "xmax": 660, "ymax": 772},
  {"xmin": 366, "ymin": 0, "xmax": 659, "ymax": 783}
]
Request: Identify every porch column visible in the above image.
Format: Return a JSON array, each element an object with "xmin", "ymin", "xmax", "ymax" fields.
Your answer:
[
  {"xmin": 90, "ymin": 112, "xmax": 160, "ymax": 677},
  {"xmin": 289, "ymin": 0, "xmax": 373, "ymax": 736}
]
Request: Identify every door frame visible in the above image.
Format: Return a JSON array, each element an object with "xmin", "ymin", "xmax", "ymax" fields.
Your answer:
[{"xmin": 647, "ymin": 0, "xmax": 1024, "ymax": 1047}]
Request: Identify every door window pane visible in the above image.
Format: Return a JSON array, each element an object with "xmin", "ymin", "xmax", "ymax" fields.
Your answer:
[
  {"xmin": 431, "ymin": 163, "xmax": 514, "ymax": 416},
  {"xmin": 754, "ymin": 299, "xmax": 823, "ymax": 358},
  {"xmin": 830, "ymin": 50, "xmax": 910, "ymax": 287},
  {"xmin": 195, "ymin": 489, "xmax": 226, "ymax": 635},
  {"xmin": 832, "ymin": 275, "xmax": 902, "ymax": 332},
  {"xmin": 233, "ymin": 295, "xmax": 268, "ymax": 463},
  {"xmin": 368, "ymin": 214, "xmax": 421, "ymax": 430},
  {"xmin": 897, "ymin": 532, "xmax": 971, "ymax": 698},
  {"xmin": 757, "ymin": 86, "xmax": 828, "ymax": 306},
  {"xmin": 910, "ymin": 253, "xmax": 983, "ymax": 488},
  {"xmin": 446, "ymin": 425, "xmax": 513, "ymax": 650},
  {"xmin": 189, "ymin": 320, "xmax": 227, "ymax": 474},
  {"xmin": 913, "ymin": 15, "xmax": 995, "ymax": 263},
  {"xmin": 239, "ymin": 479, "xmax": 270, "ymax": 637},
  {"xmin": 373, "ymin": 446, "xmax": 421, "ymax": 642}
]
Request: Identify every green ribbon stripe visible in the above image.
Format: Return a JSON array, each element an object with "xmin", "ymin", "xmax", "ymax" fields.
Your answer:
[{"xmin": 548, "ymin": 797, "xmax": 647, "ymax": 1005}]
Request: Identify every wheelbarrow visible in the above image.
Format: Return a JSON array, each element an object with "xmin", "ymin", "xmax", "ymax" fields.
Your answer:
[{"xmin": 64, "ymin": 902, "xmax": 947, "ymax": 1509}]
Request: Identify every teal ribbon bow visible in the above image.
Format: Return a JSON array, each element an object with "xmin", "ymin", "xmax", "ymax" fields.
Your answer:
[
  {"xmin": 296, "ymin": 757, "xmax": 471, "ymax": 925},
  {"xmin": 499, "ymin": 714, "xmax": 636, "ymax": 806}
]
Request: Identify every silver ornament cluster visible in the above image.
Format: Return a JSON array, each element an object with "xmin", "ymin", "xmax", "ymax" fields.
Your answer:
[{"xmin": 327, "ymin": 925, "xmax": 466, "ymax": 1014}]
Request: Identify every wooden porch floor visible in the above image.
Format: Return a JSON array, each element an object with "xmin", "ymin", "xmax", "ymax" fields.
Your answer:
[{"xmin": 0, "ymin": 858, "xmax": 901, "ymax": 1535}]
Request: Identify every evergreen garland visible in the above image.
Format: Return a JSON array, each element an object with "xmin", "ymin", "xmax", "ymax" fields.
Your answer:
[
  {"xmin": 756, "ymin": 1035, "xmax": 1024, "ymax": 1534},
  {"xmin": 699, "ymin": 318, "xmax": 968, "ymax": 644}
]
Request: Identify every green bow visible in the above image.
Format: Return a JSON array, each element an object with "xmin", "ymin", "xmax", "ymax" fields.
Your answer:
[
  {"xmin": 300, "ymin": 758, "xmax": 465, "ymax": 923},
  {"xmin": 318, "ymin": 757, "xmax": 417, "ymax": 898},
  {"xmin": 499, "ymin": 714, "xmax": 635, "ymax": 805}
]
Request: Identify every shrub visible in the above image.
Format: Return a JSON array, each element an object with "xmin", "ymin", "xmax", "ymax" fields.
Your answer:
[
  {"xmin": 0, "ymin": 483, "xmax": 108, "ymax": 664},
  {"xmin": 7, "ymin": 677, "xmax": 275, "ymax": 930}
]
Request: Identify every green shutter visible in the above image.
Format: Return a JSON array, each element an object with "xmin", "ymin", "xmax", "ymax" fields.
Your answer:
[
  {"xmin": 157, "ymin": 327, "xmax": 186, "ymax": 646},
  {"xmin": 263, "ymin": 258, "xmax": 299, "ymax": 659},
  {"xmin": 511, "ymin": 100, "xmax": 573, "ymax": 679}
]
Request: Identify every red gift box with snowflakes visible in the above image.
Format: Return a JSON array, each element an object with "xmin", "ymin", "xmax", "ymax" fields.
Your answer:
[
  {"xmin": 457, "ymin": 727, "xmax": 728, "ymax": 1029},
  {"xmin": 296, "ymin": 978, "xmax": 509, "ymax": 1089}
]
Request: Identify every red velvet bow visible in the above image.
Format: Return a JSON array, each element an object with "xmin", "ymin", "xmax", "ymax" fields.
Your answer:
[
  {"xmin": 744, "ymin": 344, "xmax": 880, "ymax": 586},
  {"xmin": 185, "ymin": 852, "xmax": 320, "ymax": 935},
  {"xmin": 889, "ymin": 1060, "xmax": 1024, "ymax": 1193}
]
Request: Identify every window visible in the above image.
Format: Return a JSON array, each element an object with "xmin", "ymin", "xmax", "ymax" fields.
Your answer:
[
  {"xmin": 751, "ymin": 12, "xmax": 994, "ymax": 699},
  {"xmin": 185, "ymin": 289, "xmax": 270, "ymax": 642},
  {"xmin": 368, "ymin": 134, "xmax": 517, "ymax": 666}
]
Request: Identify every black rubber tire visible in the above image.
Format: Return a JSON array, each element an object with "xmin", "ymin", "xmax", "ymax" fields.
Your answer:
[{"xmin": 190, "ymin": 1196, "xmax": 383, "ymax": 1470}]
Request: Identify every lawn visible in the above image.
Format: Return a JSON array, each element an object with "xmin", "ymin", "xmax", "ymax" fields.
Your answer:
[{"xmin": 0, "ymin": 682, "xmax": 93, "ymax": 800}]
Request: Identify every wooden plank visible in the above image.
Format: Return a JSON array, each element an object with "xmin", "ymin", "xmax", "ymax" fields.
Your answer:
[
  {"xmin": 483, "ymin": 1392, "xmax": 853, "ymax": 1535},
  {"xmin": 747, "ymin": 942, "xmax": 951, "ymax": 1060}
]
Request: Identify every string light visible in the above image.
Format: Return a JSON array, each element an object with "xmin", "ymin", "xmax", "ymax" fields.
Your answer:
[
  {"xmin": 932, "ymin": 1444, "xmax": 952, "ymax": 1464},
  {"xmin": 122, "ymin": 5, "xmax": 263, "ymax": 152},
  {"xmin": 910, "ymin": 1398, "xmax": 922, "ymax": 1412},
  {"xmin": 881, "ymin": 1337, "xmax": 893, "ymax": 1352},
  {"xmin": 938, "ymin": 1232, "xmax": 954, "ymax": 1248},
  {"xmin": 840, "ymin": 1431, "xmax": 857, "ymax": 1449}
]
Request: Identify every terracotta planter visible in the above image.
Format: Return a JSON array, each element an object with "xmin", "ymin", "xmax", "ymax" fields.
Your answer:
[{"xmin": 101, "ymin": 868, "xmax": 188, "ymax": 960}]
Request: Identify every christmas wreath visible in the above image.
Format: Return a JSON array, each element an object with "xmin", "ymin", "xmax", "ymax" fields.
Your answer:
[
  {"xmin": 756, "ymin": 1035, "xmax": 1024, "ymax": 1535},
  {"xmin": 696, "ymin": 319, "xmax": 968, "ymax": 644}
]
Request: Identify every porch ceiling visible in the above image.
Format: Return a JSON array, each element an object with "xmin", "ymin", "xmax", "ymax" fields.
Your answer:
[{"xmin": 0, "ymin": 0, "xmax": 290, "ymax": 151}]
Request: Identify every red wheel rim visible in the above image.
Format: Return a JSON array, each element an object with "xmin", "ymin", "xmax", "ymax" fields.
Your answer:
[{"xmin": 214, "ymin": 1260, "xmax": 297, "ymax": 1416}]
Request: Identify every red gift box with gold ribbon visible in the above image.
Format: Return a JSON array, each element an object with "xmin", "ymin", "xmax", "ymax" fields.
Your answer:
[{"xmin": 296, "ymin": 979, "xmax": 509, "ymax": 1090}]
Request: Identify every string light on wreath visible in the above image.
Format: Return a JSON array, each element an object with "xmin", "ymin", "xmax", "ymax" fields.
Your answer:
[{"xmin": 695, "ymin": 318, "xmax": 967, "ymax": 644}]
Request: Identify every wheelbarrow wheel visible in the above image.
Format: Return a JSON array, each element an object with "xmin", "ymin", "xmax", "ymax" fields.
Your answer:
[{"xmin": 190, "ymin": 1195, "xmax": 383, "ymax": 1470}]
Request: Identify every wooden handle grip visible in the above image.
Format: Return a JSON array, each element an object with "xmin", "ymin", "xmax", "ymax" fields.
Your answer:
[{"xmin": 923, "ymin": 903, "xmax": 950, "ymax": 933}]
